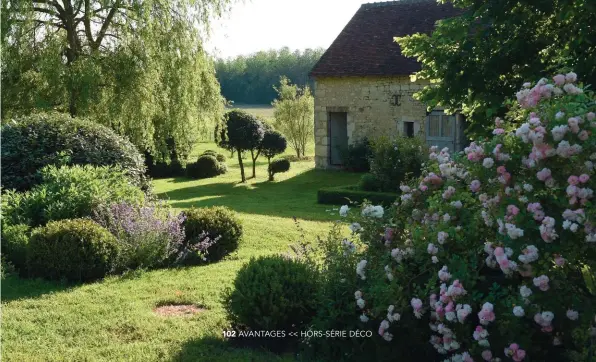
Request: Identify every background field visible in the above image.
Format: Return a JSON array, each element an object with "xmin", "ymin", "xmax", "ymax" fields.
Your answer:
[{"xmin": 227, "ymin": 104, "xmax": 275, "ymax": 120}]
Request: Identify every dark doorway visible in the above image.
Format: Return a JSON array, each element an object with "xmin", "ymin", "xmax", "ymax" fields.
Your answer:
[
  {"xmin": 404, "ymin": 121, "xmax": 414, "ymax": 137},
  {"xmin": 329, "ymin": 112, "xmax": 348, "ymax": 165}
]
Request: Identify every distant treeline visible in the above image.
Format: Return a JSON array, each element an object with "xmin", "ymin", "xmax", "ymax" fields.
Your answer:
[{"xmin": 214, "ymin": 47, "xmax": 325, "ymax": 105}]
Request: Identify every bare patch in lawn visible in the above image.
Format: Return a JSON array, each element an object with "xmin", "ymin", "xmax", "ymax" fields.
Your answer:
[{"xmin": 153, "ymin": 301, "xmax": 206, "ymax": 317}]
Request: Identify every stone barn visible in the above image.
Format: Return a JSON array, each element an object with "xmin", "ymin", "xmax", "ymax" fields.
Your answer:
[{"xmin": 310, "ymin": 0, "xmax": 466, "ymax": 169}]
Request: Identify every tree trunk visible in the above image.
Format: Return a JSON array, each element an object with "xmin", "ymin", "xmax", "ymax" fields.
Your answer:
[
  {"xmin": 237, "ymin": 149, "xmax": 246, "ymax": 182},
  {"xmin": 250, "ymin": 149, "xmax": 259, "ymax": 178},
  {"xmin": 267, "ymin": 157, "xmax": 273, "ymax": 181}
]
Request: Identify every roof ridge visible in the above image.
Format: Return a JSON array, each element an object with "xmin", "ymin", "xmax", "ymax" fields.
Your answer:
[{"xmin": 361, "ymin": 0, "xmax": 435, "ymax": 9}]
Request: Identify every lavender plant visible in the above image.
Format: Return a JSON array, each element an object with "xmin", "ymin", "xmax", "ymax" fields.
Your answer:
[{"xmin": 92, "ymin": 201, "xmax": 213, "ymax": 271}]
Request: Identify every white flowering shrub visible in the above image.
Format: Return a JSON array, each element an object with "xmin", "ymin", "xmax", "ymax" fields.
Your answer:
[{"xmin": 317, "ymin": 73, "xmax": 596, "ymax": 362}]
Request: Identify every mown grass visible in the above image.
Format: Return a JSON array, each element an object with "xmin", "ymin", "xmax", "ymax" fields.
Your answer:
[
  {"xmin": 228, "ymin": 103, "xmax": 275, "ymax": 120},
  {"xmin": 1, "ymin": 141, "xmax": 360, "ymax": 361}
]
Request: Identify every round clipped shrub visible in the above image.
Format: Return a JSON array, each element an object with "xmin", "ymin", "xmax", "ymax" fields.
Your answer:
[
  {"xmin": 28, "ymin": 219, "xmax": 119, "ymax": 282},
  {"xmin": 268, "ymin": 159, "xmax": 291, "ymax": 180},
  {"xmin": 183, "ymin": 206, "xmax": 242, "ymax": 262},
  {"xmin": 0, "ymin": 223, "xmax": 31, "ymax": 273},
  {"xmin": 359, "ymin": 173, "xmax": 382, "ymax": 191},
  {"xmin": 1, "ymin": 112, "xmax": 147, "ymax": 191},
  {"xmin": 215, "ymin": 153, "xmax": 227, "ymax": 163},
  {"xmin": 186, "ymin": 155, "xmax": 220, "ymax": 179},
  {"xmin": 202, "ymin": 149, "xmax": 217, "ymax": 155},
  {"xmin": 224, "ymin": 255, "xmax": 319, "ymax": 333},
  {"xmin": 217, "ymin": 162, "xmax": 228, "ymax": 175}
]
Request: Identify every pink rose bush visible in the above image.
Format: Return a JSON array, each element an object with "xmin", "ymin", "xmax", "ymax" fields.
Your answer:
[{"xmin": 327, "ymin": 73, "xmax": 596, "ymax": 361}]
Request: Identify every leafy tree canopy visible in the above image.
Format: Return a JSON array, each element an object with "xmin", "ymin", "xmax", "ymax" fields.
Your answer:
[
  {"xmin": 1, "ymin": 0, "xmax": 234, "ymax": 161},
  {"xmin": 396, "ymin": 0, "xmax": 596, "ymax": 137},
  {"xmin": 272, "ymin": 76, "xmax": 313, "ymax": 158}
]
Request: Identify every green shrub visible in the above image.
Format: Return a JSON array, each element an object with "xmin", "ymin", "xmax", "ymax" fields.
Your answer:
[
  {"xmin": 339, "ymin": 138, "xmax": 372, "ymax": 173},
  {"xmin": 1, "ymin": 112, "xmax": 147, "ymax": 191},
  {"xmin": 186, "ymin": 155, "xmax": 222, "ymax": 179},
  {"xmin": 215, "ymin": 153, "xmax": 227, "ymax": 163},
  {"xmin": 359, "ymin": 173, "xmax": 382, "ymax": 191},
  {"xmin": 317, "ymin": 185, "xmax": 398, "ymax": 206},
  {"xmin": 144, "ymin": 151, "xmax": 186, "ymax": 178},
  {"xmin": 268, "ymin": 159, "xmax": 290, "ymax": 180},
  {"xmin": 216, "ymin": 162, "xmax": 228, "ymax": 175},
  {"xmin": 28, "ymin": 219, "xmax": 119, "ymax": 282},
  {"xmin": 183, "ymin": 206, "xmax": 242, "ymax": 262},
  {"xmin": 2, "ymin": 165, "xmax": 146, "ymax": 227},
  {"xmin": 202, "ymin": 150, "xmax": 218, "ymax": 156},
  {"xmin": 0, "ymin": 223, "xmax": 30, "ymax": 273},
  {"xmin": 369, "ymin": 136, "xmax": 426, "ymax": 192},
  {"xmin": 1, "ymin": 255, "xmax": 16, "ymax": 279},
  {"xmin": 224, "ymin": 255, "xmax": 319, "ymax": 333}
]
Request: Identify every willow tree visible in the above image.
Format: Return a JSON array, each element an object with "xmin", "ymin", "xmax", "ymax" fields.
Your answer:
[{"xmin": 1, "ymin": 0, "xmax": 232, "ymax": 162}]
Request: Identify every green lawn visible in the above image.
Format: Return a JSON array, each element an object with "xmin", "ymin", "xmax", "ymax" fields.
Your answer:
[
  {"xmin": 1, "ymin": 142, "xmax": 360, "ymax": 362},
  {"xmin": 228, "ymin": 104, "xmax": 275, "ymax": 121}
]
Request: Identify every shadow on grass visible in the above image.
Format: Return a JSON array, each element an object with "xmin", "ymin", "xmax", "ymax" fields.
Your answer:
[
  {"xmin": 173, "ymin": 335, "xmax": 294, "ymax": 362},
  {"xmin": 1, "ymin": 275, "xmax": 72, "ymax": 302},
  {"xmin": 155, "ymin": 169, "xmax": 360, "ymax": 221}
]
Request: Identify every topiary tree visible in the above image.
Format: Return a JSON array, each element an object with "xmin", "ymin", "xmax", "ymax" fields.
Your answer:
[
  {"xmin": 260, "ymin": 130, "xmax": 288, "ymax": 181},
  {"xmin": 1, "ymin": 112, "xmax": 148, "ymax": 191},
  {"xmin": 27, "ymin": 219, "xmax": 119, "ymax": 282},
  {"xmin": 221, "ymin": 110, "xmax": 264, "ymax": 182},
  {"xmin": 268, "ymin": 159, "xmax": 291, "ymax": 181}
]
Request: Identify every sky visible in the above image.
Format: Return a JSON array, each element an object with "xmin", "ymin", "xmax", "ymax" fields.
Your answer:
[{"xmin": 205, "ymin": 0, "xmax": 370, "ymax": 59}]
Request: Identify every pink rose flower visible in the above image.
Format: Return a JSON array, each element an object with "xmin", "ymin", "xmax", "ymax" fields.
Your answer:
[
  {"xmin": 553, "ymin": 74, "xmax": 565, "ymax": 85},
  {"xmin": 482, "ymin": 350, "xmax": 493, "ymax": 361}
]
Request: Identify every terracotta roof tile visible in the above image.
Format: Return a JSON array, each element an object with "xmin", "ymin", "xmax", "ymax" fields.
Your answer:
[{"xmin": 310, "ymin": 0, "xmax": 462, "ymax": 77}]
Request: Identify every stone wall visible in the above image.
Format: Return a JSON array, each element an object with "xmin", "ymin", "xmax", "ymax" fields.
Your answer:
[{"xmin": 313, "ymin": 75, "xmax": 430, "ymax": 169}]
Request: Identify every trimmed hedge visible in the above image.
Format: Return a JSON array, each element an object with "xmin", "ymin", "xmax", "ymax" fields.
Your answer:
[
  {"xmin": 0, "ymin": 223, "xmax": 30, "ymax": 273},
  {"xmin": 317, "ymin": 185, "xmax": 399, "ymax": 206}
]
